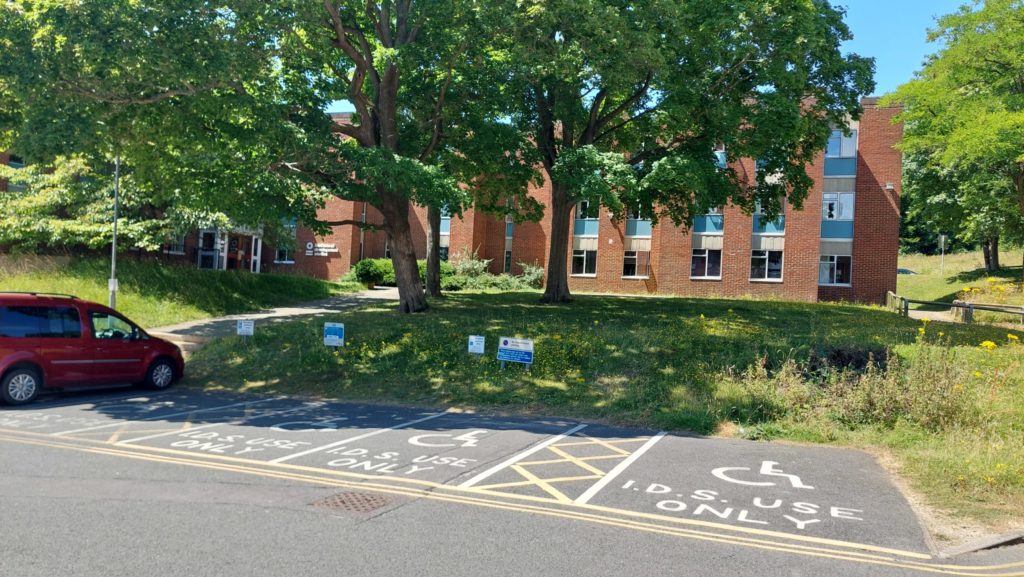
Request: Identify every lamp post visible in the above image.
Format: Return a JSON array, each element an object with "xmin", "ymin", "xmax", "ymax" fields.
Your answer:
[{"xmin": 108, "ymin": 156, "xmax": 120, "ymax": 309}]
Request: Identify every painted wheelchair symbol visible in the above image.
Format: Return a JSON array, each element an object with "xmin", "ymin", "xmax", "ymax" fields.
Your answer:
[{"xmin": 711, "ymin": 461, "xmax": 814, "ymax": 489}]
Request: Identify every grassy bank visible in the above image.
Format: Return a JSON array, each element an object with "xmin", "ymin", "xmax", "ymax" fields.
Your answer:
[
  {"xmin": 0, "ymin": 257, "xmax": 362, "ymax": 328},
  {"xmin": 186, "ymin": 292, "xmax": 1024, "ymax": 530},
  {"xmin": 898, "ymin": 250, "xmax": 1022, "ymax": 303}
]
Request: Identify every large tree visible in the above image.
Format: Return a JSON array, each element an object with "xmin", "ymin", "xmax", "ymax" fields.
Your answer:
[
  {"xmin": 885, "ymin": 0, "xmax": 1024, "ymax": 277},
  {"xmin": 494, "ymin": 0, "xmax": 874, "ymax": 302},
  {"xmin": 0, "ymin": 1, "xmax": 532, "ymax": 313}
]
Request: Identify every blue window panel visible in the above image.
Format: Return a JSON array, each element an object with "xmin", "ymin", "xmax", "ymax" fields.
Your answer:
[
  {"xmin": 821, "ymin": 220, "xmax": 854, "ymax": 238},
  {"xmin": 574, "ymin": 219, "xmax": 599, "ymax": 236},
  {"xmin": 824, "ymin": 158, "xmax": 857, "ymax": 176},
  {"xmin": 693, "ymin": 215, "xmax": 724, "ymax": 234},
  {"xmin": 625, "ymin": 219, "xmax": 652, "ymax": 237},
  {"xmin": 714, "ymin": 150, "xmax": 727, "ymax": 169},
  {"xmin": 505, "ymin": 221, "xmax": 514, "ymax": 238},
  {"xmin": 753, "ymin": 214, "xmax": 785, "ymax": 234},
  {"xmin": 440, "ymin": 217, "xmax": 451, "ymax": 235}
]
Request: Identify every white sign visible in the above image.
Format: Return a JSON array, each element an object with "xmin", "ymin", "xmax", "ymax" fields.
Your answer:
[
  {"xmin": 306, "ymin": 243, "xmax": 339, "ymax": 257},
  {"xmin": 497, "ymin": 337, "xmax": 534, "ymax": 365},
  {"xmin": 324, "ymin": 322, "xmax": 345, "ymax": 347},
  {"xmin": 468, "ymin": 335, "xmax": 485, "ymax": 354},
  {"xmin": 236, "ymin": 320, "xmax": 254, "ymax": 336}
]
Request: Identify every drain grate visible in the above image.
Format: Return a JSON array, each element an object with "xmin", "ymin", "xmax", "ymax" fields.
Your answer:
[{"xmin": 312, "ymin": 492, "xmax": 393, "ymax": 513}]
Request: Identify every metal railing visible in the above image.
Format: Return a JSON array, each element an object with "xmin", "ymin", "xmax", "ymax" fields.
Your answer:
[{"xmin": 887, "ymin": 291, "xmax": 1024, "ymax": 324}]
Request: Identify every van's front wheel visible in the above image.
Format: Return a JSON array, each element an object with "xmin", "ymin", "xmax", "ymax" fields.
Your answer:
[{"xmin": 143, "ymin": 359, "xmax": 177, "ymax": 390}]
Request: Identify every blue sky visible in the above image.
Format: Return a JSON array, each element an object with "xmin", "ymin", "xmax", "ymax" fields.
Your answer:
[
  {"xmin": 839, "ymin": 0, "xmax": 965, "ymax": 95},
  {"xmin": 327, "ymin": 1, "xmax": 966, "ymax": 112}
]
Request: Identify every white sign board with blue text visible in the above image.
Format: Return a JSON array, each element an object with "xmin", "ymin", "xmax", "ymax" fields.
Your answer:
[
  {"xmin": 497, "ymin": 337, "xmax": 533, "ymax": 366},
  {"xmin": 323, "ymin": 322, "xmax": 345, "ymax": 347},
  {"xmin": 236, "ymin": 320, "xmax": 254, "ymax": 337},
  {"xmin": 468, "ymin": 335, "xmax": 485, "ymax": 354}
]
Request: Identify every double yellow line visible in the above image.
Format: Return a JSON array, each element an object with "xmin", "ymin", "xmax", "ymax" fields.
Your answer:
[{"xmin": 0, "ymin": 430, "xmax": 1021, "ymax": 576}]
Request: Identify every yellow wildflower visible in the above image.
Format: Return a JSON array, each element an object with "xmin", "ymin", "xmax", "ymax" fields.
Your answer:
[
  {"xmin": 921, "ymin": 318, "xmax": 930, "ymax": 324},
  {"xmin": 700, "ymin": 314, "xmax": 705, "ymax": 320},
  {"xmin": 979, "ymin": 340, "xmax": 997, "ymax": 351},
  {"xmin": 552, "ymin": 334, "xmax": 562, "ymax": 340},
  {"xmin": 974, "ymin": 371, "xmax": 983, "ymax": 377},
  {"xmin": 938, "ymin": 332, "xmax": 945, "ymax": 338},
  {"xmin": 1009, "ymin": 334, "xmax": 1020, "ymax": 342}
]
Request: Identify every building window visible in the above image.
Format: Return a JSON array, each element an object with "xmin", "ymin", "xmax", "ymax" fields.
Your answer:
[
  {"xmin": 622, "ymin": 250, "xmax": 650, "ymax": 278},
  {"xmin": 504, "ymin": 250, "xmax": 512, "ymax": 273},
  {"xmin": 690, "ymin": 249, "xmax": 722, "ymax": 279},
  {"xmin": 750, "ymin": 250, "xmax": 783, "ymax": 281},
  {"xmin": 826, "ymin": 129, "xmax": 857, "ymax": 158},
  {"xmin": 625, "ymin": 206, "xmax": 653, "ymax": 237},
  {"xmin": 439, "ymin": 246, "xmax": 449, "ymax": 261},
  {"xmin": 275, "ymin": 219, "xmax": 297, "ymax": 263},
  {"xmin": 575, "ymin": 200, "xmax": 600, "ymax": 220},
  {"xmin": 165, "ymin": 234, "xmax": 186, "ymax": 255},
  {"xmin": 384, "ymin": 237, "xmax": 391, "ymax": 259},
  {"xmin": 440, "ymin": 206, "xmax": 452, "ymax": 236},
  {"xmin": 572, "ymin": 249, "xmax": 597, "ymax": 276},
  {"xmin": 819, "ymin": 255, "xmax": 852, "ymax": 286},
  {"xmin": 822, "ymin": 192, "xmax": 855, "ymax": 220}
]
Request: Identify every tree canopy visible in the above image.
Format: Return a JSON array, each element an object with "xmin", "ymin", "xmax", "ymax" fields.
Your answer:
[
  {"xmin": 493, "ymin": 0, "xmax": 875, "ymax": 302},
  {"xmin": 884, "ymin": 0, "xmax": 1024, "ymax": 272}
]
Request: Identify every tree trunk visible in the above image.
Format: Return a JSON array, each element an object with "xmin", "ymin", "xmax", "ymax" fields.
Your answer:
[
  {"xmin": 425, "ymin": 205, "xmax": 442, "ymax": 298},
  {"xmin": 379, "ymin": 191, "xmax": 428, "ymax": 313},
  {"xmin": 541, "ymin": 183, "xmax": 573, "ymax": 303},
  {"xmin": 989, "ymin": 237, "xmax": 1001, "ymax": 271}
]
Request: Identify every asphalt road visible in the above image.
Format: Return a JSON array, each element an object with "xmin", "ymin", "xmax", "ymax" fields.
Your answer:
[{"xmin": 1, "ymin": 389, "xmax": 1021, "ymax": 577}]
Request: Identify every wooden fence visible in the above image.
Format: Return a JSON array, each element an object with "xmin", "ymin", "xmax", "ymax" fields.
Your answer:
[{"xmin": 887, "ymin": 291, "xmax": 1024, "ymax": 325}]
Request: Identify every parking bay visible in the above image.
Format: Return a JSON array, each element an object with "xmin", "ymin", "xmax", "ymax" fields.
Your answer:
[{"xmin": 0, "ymin": 390, "xmax": 931, "ymax": 555}]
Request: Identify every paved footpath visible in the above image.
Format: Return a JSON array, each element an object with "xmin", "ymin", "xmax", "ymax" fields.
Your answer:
[
  {"xmin": 148, "ymin": 287, "xmax": 398, "ymax": 341},
  {"xmin": 1, "ymin": 389, "xmax": 1022, "ymax": 577}
]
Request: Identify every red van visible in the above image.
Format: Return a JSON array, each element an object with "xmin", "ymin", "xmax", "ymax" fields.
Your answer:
[{"xmin": 0, "ymin": 293, "xmax": 185, "ymax": 405}]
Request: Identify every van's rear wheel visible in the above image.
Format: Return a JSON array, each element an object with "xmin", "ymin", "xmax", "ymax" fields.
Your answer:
[
  {"xmin": 143, "ymin": 359, "xmax": 177, "ymax": 390},
  {"xmin": 1, "ymin": 369, "xmax": 41, "ymax": 405}
]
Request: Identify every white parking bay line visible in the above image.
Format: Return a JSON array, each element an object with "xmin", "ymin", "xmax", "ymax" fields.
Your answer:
[
  {"xmin": 268, "ymin": 412, "xmax": 448, "ymax": 464},
  {"xmin": 573, "ymin": 432, "xmax": 666, "ymax": 505},
  {"xmin": 458, "ymin": 423, "xmax": 588, "ymax": 489},
  {"xmin": 53, "ymin": 398, "xmax": 279, "ymax": 437}
]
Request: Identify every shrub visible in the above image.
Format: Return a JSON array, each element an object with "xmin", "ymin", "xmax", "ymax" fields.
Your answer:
[
  {"xmin": 351, "ymin": 258, "xmax": 391, "ymax": 287},
  {"xmin": 451, "ymin": 248, "xmax": 491, "ymax": 277},
  {"xmin": 518, "ymin": 261, "xmax": 545, "ymax": 288},
  {"xmin": 441, "ymin": 274, "xmax": 469, "ymax": 291}
]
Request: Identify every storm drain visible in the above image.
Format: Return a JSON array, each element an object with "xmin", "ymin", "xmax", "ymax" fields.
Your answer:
[{"xmin": 311, "ymin": 492, "xmax": 393, "ymax": 513}]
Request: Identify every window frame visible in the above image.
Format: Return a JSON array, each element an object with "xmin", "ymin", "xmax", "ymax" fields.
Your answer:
[
  {"xmin": 826, "ymin": 129, "xmax": 858, "ymax": 159},
  {"xmin": 571, "ymin": 249, "xmax": 597, "ymax": 277},
  {"xmin": 749, "ymin": 249, "xmax": 784, "ymax": 282},
  {"xmin": 622, "ymin": 250, "xmax": 650, "ymax": 279},
  {"xmin": 0, "ymin": 305, "xmax": 82, "ymax": 339},
  {"xmin": 822, "ymin": 192, "xmax": 855, "ymax": 221},
  {"xmin": 818, "ymin": 254, "xmax": 853, "ymax": 286},
  {"xmin": 690, "ymin": 248, "xmax": 723, "ymax": 280},
  {"xmin": 164, "ymin": 233, "xmax": 187, "ymax": 255}
]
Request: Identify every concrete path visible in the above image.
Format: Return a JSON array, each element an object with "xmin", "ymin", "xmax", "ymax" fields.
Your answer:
[
  {"xmin": 906, "ymin": 308, "xmax": 954, "ymax": 322},
  {"xmin": 148, "ymin": 287, "xmax": 398, "ymax": 343}
]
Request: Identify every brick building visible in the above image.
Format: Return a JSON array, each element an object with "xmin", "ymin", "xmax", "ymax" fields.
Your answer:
[{"xmin": 1, "ymin": 99, "xmax": 901, "ymax": 304}]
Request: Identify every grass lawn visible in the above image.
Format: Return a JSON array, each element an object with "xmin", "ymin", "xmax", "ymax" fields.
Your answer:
[
  {"xmin": 0, "ymin": 256, "xmax": 363, "ymax": 328},
  {"xmin": 187, "ymin": 292, "xmax": 1024, "ymax": 532}
]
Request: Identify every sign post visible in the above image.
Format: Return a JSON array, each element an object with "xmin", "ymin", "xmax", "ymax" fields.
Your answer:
[
  {"xmin": 497, "ymin": 337, "xmax": 534, "ymax": 370},
  {"xmin": 939, "ymin": 234, "xmax": 948, "ymax": 276},
  {"xmin": 236, "ymin": 319, "xmax": 254, "ymax": 344},
  {"xmin": 324, "ymin": 322, "xmax": 345, "ymax": 348}
]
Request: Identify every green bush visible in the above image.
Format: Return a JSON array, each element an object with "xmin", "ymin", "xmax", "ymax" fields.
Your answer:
[
  {"xmin": 351, "ymin": 258, "xmax": 391, "ymax": 286},
  {"xmin": 518, "ymin": 262, "xmax": 545, "ymax": 288},
  {"xmin": 451, "ymin": 249, "xmax": 492, "ymax": 277}
]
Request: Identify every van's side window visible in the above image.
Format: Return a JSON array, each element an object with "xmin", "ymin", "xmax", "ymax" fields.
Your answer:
[
  {"xmin": 0, "ymin": 306, "xmax": 81, "ymax": 338},
  {"xmin": 89, "ymin": 312, "xmax": 134, "ymax": 340}
]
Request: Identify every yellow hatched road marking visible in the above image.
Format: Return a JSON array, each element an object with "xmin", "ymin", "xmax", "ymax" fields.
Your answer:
[
  {"xmin": 546, "ymin": 445, "xmax": 608, "ymax": 476},
  {"xmin": 518, "ymin": 454, "xmax": 625, "ymax": 466},
  {"xmin": 554, "ymin": 437, "xmax": 649, "ymax": 450},
  {"xmin": 4, "ymin": 431, "xmax": 1024, "ymax": 576},
  {"xmin": 509, "ymin": 464, "xmax": 578, "ymax": 503},
  {"xmin": 472, "ymin": 474, "xmax": 601, "ymax": 491}
]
